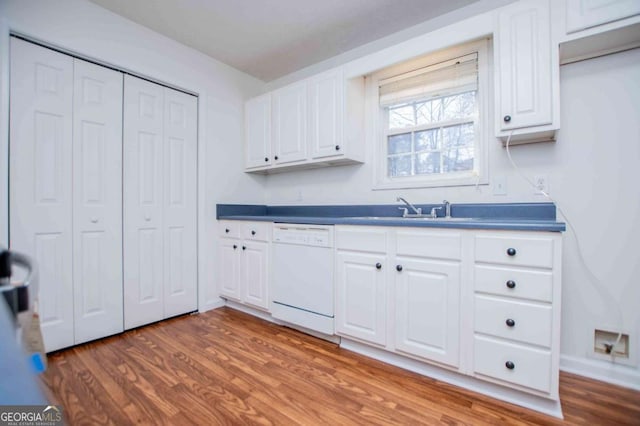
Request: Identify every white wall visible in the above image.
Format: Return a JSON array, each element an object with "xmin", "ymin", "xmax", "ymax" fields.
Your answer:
[
  {"xmin": 0, "ymin": 0, "xmax": 267, "ymax": 311},
  {"xmin": 262, "ymin": 28, "xmax": 640, "ymax": 388}
]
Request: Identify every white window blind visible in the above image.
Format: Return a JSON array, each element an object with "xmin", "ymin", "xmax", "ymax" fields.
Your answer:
[{"xmin": 379, "ymin": 53, "xmax": 478, "ymax": 107}]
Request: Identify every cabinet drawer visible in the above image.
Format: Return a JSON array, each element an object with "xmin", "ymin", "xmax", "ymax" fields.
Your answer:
[
  {"xmin": 474, "ymin": 265, "xmax": 553, "ymax": 303},
  {"xmin": 219, "ymin": 221, "xmax": 240, "ymax": 238},
  {"xmin": 474, "ymin": 295, "xmax": 552, "ymax": 347},
  {"xmin": 474, "ymin": 335, "xmax": 552, "ymax": 394},
  {"xmin": 396, "ymin": 229, "xmax": 462, "ymax": 260},
  {"xmin": 475, "ymin": 234, "xmax": 555, "ymax": 268},
  {"xmin": 336, "ymin": 226, "xmax": 387, "ymax": 253},
  {"xmin": 243, "ymin": 221, "xmax": 270, "ymax": 241}
]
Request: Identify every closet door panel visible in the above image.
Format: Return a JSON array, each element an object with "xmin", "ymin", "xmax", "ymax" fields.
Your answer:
[
  {"xmin": 72, "ymin": 58, "xmax": 124, "ymax": 344},
  {"xmin": 9, "ymin": 38, "xmax": 74, "ymax": 352},
  {"xmin": 123, "ymin": 75, "xmax": 164, "ymax": 329},
  {"xmin": 163, "ymin": 88, "xmax": 197, "ymax": 317}
]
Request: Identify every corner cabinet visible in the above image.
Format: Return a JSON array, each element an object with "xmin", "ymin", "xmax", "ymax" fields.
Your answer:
[
  {"xmin": 217, "ymin": 221, "xmax": 270, "ymax": 311},
  {"xmin": 494, "ymin": 0, "xmax": 560, "ymax": 144},
  {"xmin": 244, "ymin": 67, "xmax": 365, "ymax": 173}
]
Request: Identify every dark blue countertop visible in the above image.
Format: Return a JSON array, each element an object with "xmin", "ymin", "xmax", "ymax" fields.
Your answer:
[{"xmin": 217, "ymin": 203, "xmax": 566, "ymax": 232}]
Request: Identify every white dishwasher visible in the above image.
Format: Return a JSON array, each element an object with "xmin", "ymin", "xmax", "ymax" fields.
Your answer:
[{"xmin": 271, "ymin": 224, "xmax": 334, "ymax": 335}]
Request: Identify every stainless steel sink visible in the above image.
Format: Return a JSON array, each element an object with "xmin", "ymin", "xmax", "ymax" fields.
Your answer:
[{"xmin": 351, "ymin": 216, "xmax": 475, "ymax": 221}]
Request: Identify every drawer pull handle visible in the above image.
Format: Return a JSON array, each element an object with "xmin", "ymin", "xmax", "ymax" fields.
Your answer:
[
  {"xmin": 506, "ymin": 280, "xmax": 516, "ymax": 289},
  {"xmin": 233, "ymin": 245, "xmax": 237, "ymax": 249},
  {"xmin": 506, "ymin": 318, "xmax": 515, "ymax": 327},
  {"xmin": 507, "ymin": 247, "xmax": 516, "ymax": 256},
  {"xmin": 251, "ymin": 230, "xmax": 256, "ymax": 235},
  {"xmin": 225, "ymin": 228, "xmax": 230, "ymax": 233},
  {"xmin": 396, "ymin": 265, "xmax": 403, "ymax": 272},
  {"xmin": 242, "ymin": 246, "xmax": 246, "ymax": 250},
  {"xmin": 505, "ymin": 361, "xmax": 515, "ymax": 370},
  {"xmin": 375, "ymin": 263, "xmax": 382, "ymax": 270}
]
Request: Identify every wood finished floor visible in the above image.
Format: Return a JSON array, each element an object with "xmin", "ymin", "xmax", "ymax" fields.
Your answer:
[{"xmin": 41, "ymin": 307, "xmax": 640, "ymax": 425}]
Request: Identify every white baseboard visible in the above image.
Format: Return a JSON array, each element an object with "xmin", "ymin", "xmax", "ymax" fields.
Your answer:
[
  {"xmin": 560, "ymin": 354, "xmax": 640, "ymax": 391},
  {"xmin": 341, "ymin": 339, "xmax": 564, "ymax": 419},
  {"xmin": 199, "ymin": 298, "xmax": 225, "ymax": 313},
  {"xmin": 223, "ymin": 299, "xmax": 274, "ymax": 322}
]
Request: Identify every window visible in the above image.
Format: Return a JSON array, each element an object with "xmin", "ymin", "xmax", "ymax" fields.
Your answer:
[{"xmin": 373, "ymin": 40, "xmax": 489, "ymax": 189}]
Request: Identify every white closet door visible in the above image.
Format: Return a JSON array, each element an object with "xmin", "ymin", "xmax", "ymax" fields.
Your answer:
[
  {"xmin": 72, "ymin": 59, "xmax": 124, "ymax": 343},
  {"xmin": 123, "ymin": 75, "xmax": 164, "ymax": 329},
  {"xmin": 9, "ymin": 38, "xmax": 74, "ymax": 352},
  {"xmin": 162, "ymin": 88, "xmax": 197, "ymax": 317}
]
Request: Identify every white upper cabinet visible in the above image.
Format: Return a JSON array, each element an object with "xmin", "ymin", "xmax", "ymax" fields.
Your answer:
[
  {"xmin": 308, "ymin": 68, "xmax": 344, "ymax": 159},
  {"xmin": 556, "ymin": 0, "xmax": 640, "ymax": 65},
  {"xmin": 245, "ymin": 93, "xmax": 272, "ymax": 169},
  {"xmin": 565, "ymin": 0, "xmax": 640, "ymax": 33},
  {"xmin": 244, "ymin": 67, "xmax": 364, "ymax": 173},
  {"xmin": 495, "ymin": 0, "xmax": 558, "ymax": 143},
  {"xmin": 272, "ymin": 81, "xmax": 307, "ymax": 165}
]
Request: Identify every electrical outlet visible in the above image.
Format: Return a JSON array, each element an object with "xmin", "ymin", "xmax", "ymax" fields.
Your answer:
[
  {"xmin": 533, "ymin": 174, "xmax": 548, "ymax": 195},
  {"xmin": 493, "ymin": 176, "xmax": 507, "ymax": 196}
]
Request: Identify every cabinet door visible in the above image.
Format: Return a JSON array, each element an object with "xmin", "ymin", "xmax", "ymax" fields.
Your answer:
[
  {"xmin": 9, "ymin": 38, "xmax": 74, "ymax": 352},
  {"xmin": 72, "ymin": 58, "xmax": 124, "ymax": 344},
  {"xmin": 272, "ymin": 83, "xmax": 307, "ymax": 164},
  {"xmin": 218, "ymin": 239, "xmax": 241, "ymax": 301},
  {"xmin": 496, "ymin": 0, "xmax": 552, "ymax": 132},
  {"xmin": 566, "ymin": 0, "xmax": 640, "ymax": 33},
  {"xmin": 394, "ymin": 257, "xmax": 461, "ymax": 367},
  {"xmin": 245, "ymin": 94, "xmax": 272, "ymax": 169},
  {"xmin": 308, "ymin": 69, "xmax": 344, "ymax": 159},
  {"xmin": 123, "ymin": 75, "xmax": 165, "ymax": 329},
  {"xmin": 163, "ymin": 87, "xmax": 198, "ymax": 318},
  {"xmin": 335, "ymin": 251, "xmax": 387, "ymax": 346},
  {"xmin": 241, "ymin": 241, "xmax": 269, "ymax": 310}
]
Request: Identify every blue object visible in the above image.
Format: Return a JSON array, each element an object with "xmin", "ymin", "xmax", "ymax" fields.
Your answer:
[{"xmin": 30, "ymin": 352, "xmax": 46, "ymax": 373}]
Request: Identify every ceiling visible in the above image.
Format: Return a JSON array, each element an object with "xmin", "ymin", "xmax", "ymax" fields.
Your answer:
[{"xmin": 88, "ymin": 0, "xmax": 480, "ymax": 82}]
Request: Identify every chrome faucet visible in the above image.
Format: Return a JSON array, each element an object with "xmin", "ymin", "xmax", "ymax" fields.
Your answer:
[
  {"xmin": 443, "ymin": 200, "xmax": 451, "ymax": 218},
  {"xmin": 396, "ymin": 197, "xmax": 422, "ymax": 217}
]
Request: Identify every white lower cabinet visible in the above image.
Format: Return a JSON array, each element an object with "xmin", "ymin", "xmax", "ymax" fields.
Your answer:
[
  {"xmin": 394, "ymin": 257, "xmax": 461, "ymax": 368},
  {"xmin": 335, "ymin": 225, "xmax": 562, "ymax": 403},
  {"xmin": 471, "ymin": 230, "xmax": 562, "ymax": 399},
  {"xmin": 335, "ymin": 250, "xmax": 387, "ymax": 346},
  {"xmin": 335, "ymin": 226, "xmax": 462, "ymax": 368},
  {"xmin": 217, "ymin": 221, "xmax": 270, "ymax": 311}
]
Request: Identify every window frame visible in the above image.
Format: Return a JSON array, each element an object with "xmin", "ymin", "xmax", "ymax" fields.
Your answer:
[{"xmin": 371, "ymin": 39, "xmax": 491, "ymax": 190}]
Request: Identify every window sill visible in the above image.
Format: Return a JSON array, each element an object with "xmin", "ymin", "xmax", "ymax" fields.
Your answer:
[{"xmin": 373, "ymin": 174, "xmax": 488, "ymax": 190}]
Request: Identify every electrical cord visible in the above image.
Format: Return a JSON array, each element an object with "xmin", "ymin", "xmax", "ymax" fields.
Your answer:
[{"xmin": 504, "ymin": 131, "xmax": 624, "ymax": 357}]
